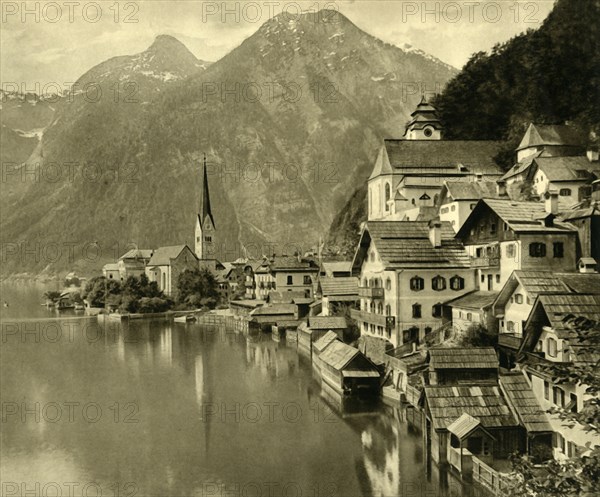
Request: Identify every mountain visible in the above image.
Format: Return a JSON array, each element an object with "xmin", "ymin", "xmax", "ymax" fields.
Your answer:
[
  {"xmin": 1, "ymin": 10, "xmax": 456, "ymax": 276},
  {"xmin": 326, "ymin": 0, "xmax": 600, "ymax": 256}
]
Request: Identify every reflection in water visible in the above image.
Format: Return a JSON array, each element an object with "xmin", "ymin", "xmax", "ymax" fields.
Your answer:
[{"xmin": 1, "ymin": 284, "xmax": 473, "ymax": 497}]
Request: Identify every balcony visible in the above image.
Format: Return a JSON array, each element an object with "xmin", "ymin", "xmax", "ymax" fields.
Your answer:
[
  {"xmin": 358, "ymin": 287, "xmax": 385, "ymax": 299},
  {"xmin": 470, "ymin": 255, "xmax": 500, "ymax": 268},
  {"xmin": 350, "ymin": 308, "xmax": 388, "ymax": 327},
  {"xmin": 498, "ymin": 333, "xmax": 522, "ymax": 350}
]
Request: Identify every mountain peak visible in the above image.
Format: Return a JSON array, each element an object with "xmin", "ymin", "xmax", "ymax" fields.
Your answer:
[{"xmin": 148, "ymin": 34, "xmax": 191, "ymax": 54}]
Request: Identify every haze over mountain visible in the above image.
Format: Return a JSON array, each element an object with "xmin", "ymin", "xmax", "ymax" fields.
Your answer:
[{"xmin": 1, "ymin": 10, "xmax": 457, "ymax": 276}]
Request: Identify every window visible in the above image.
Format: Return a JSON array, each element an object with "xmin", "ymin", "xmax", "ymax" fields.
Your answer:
[
  {"xmin": 496, "ymin": 274, "xmax": 500, "ymax": 284},
  {"xmin": 529, "ymin": 242, "xmax": 546, "ymax": 257},
  {"xmin": 424, "ymin": 127, "xmax": 433, "ymax": 137},
  {"xmin": 287, "ymin": 275, "xmax": 293, "ymax": 285},
  {"xmin": 553, "ymin": 242, "xmax": 564, "ymax": 258},
  {"xmin": 559, "ymin": 188, "xmax": 572, "ymax": 197},
  {"xmin": 204, "ymin": 236, "xmax": 212, "ymax": 242},
  {"xmin": 553, "ymin": 386, "xmax": 565, "ymax": 407},
  {"xmin": 568, "ymin": 393, "xmax": 578, "ymax": 413},
  {"xmin": 410, "ymin": 276, "xmax": 424, "ymax": 291},
  {"xmin": 385, "ymin": 183, "xmax": 391, "ymax": 211},
  {"xmin": 196, "ymin": 236, "xmax": 200, "ymax": 242},
  {"xmin": 363, "ymin": 278, "xmax": 368, "ymax": 287},
  {"xmin": 450, "ymin": 275, "xmax": 465, "ymax": 291},
  {"xmin": 385, "ymin": 278, "xmax": 391, "ymax": 291},
  {"xmin": 432, "ymin": 304, "xmax": 442, "ymax": 318},
  {"xmin": 481, "ymin": 274, "xmax": 485, "ymax": 283},
  {"xmin": 515, "ymin": 294, "xmax": 524, "ymax": 304},
  {"xmin": 503, "ymin": 222, "xmax": 509, "ymax": 231},
  {"xmin": 555, "ymin": 433, "xmax": 565, "ymax": 453},
  {"xmin": 451, "ymin": 205, "xmax": 456, "ymax": 212},
  {"xmin": 506, "ymin": 243, "xmax": 515, "ymax": 258},
  {"xmin": 441, "ymin": 207, "xmax": 449, "ymax": 214},
  {"xmin": 412, "ymin": 304, "xmax": 422, "ymax": 319},
  {"xmin": 507, "ymin": 321, "xmax": 515, "ymax": 332},
  {"xmin": 303, "ymin": 275, "xmax": 312, "ymax": 285},
  {"xmin": 411, "ymin": 198, "xmax": 416, "ymax": 205},
  {"xmin": 432, "ymin": 275, "xmax": 446, "ymax": 291},
  {"xmin": 547, "ymin": 337, "xmax": 557, "ymax": 357},
  {"xmin": 385, "ymin": 304, "xmax": 391, "ymax": 316},
  {"xmin": 466, "ymin": 312, "xmax": 472, "ymax": 321},
  {"xmin": 490, "ymin": 223, "xmax": 497, "ymax": 235},
  {"xmin": 470, "ymin": 203, "xmax": 476, "ymax": 210},
  {"xmin": 544, "ymin": 381, "xmax": 550, "ymax": 400},
  {"xmin": 370, "ymin": 252, "xmax": 375, "ymax": 262}
]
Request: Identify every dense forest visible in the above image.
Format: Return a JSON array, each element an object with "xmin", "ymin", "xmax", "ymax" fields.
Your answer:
[{"xmin": 327, "ymin": 0, "xmax": 600, "ymax": 255}]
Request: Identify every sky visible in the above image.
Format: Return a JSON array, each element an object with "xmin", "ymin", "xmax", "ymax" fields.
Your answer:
[{"xmin": 1, "ymin": 0, "xmax": 556, "ymax": 91}]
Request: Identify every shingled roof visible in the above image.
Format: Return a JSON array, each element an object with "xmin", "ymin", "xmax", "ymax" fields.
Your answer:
[
  {"xmin": 501, "ymin": 151, "xmax": 541, "ymax": 181},
  {"xmin": 499, "ymin": 373, "xmax": 552, "ymax": 433},
  {"xmin": 529, "ymin": 293, "xmax": 600, "ymax": 332},
  {"xmin": 319, "ymin": 277, "xmax": 359, "ymax": 297},
  {"xmin": 307, "ymin": 316, "xmax": 347, "ymax": 330},
  {"xmin": 533, "ymin": 156, "xmax": 600, "ymax": 182},
  {"xmin": 556, "ymin": 272, "xmax": 600, "ymax": 294},
  {"xmin": 428, "ymin": 347, "xmax": 498, "ymax": 370},
  {"xmin": 319, "ymin": 341, "xmax": 361, "ymax": 371},
  {"xmin": 313, "ymin": 331, "xmax": 340, "ymax": 353},
  {"xmin": 147, "ymin": 245, "xmax": 193, "ymax": 266},
  {"xmin": 443, "ymin": 181, "xmax": 501, "ymax": 201},
  {"xmin": 383, "ymin": 140, "xmax": 504, "ymax": 175},
  {"xmin": 517, "ymin": 123, "xmax": 585, "ymax": 151},
  {"xmin": 353, "ymin": 221, "xmax": 470, "ymax": 271},
  {"xmin": 457, "ymin": 199, "xmax": 578, "ymax": 237},
  {"xmin": 425, "ymin": 384, "xmax": 518, "ymax": 430},
  {"xmin": 445, "ymin": 291, "xmax": 498, "ymax": 310}
]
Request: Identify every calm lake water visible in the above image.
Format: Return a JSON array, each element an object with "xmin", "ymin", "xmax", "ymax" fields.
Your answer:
[{"xmin": 1, "ymin": 282, "xmax": 475, "ymax": 497}]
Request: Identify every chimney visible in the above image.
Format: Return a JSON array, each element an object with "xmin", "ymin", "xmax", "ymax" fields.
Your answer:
[
  {"xmin": 587, "ymin": 149, "xmax": 599, "ymax": 163},
  {"xmin": 496, "ymin": 180, "xmax": 507, "ymax": 197},
  {"xmin": 545, "ymin": 191, "xmax": 559, "ymax": 215},
  {"xmin": 429, "ymin": 220, "xmax": 442, "ymax": 248}
]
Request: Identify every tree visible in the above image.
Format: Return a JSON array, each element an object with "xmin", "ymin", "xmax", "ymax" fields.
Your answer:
[
  {"xmin": 176, "ymin": 268, "xmax": 219, "ymax": 308},
  {"xmin": 507, "ymin": 317, "xmax": 600, "ymax": 496},
  {"xmin": 458, "ymin": 323, "xmax": 497, "ymax": 348},
  {"xmin": 43, "ymin": 291, "xmax": 61, "ymax": 303},
  {"xmin": 83, "ymin": 276, "xmax": 122, "ymax": 307}
]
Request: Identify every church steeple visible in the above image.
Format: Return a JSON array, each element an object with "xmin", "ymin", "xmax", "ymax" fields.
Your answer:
[
  {"xmin": 404, "ymin": 95, "xmax": 443, "ymax": 140},
  {"xmin": 195, "ymin": 154, "xmax": 216, "ymax": 260}
]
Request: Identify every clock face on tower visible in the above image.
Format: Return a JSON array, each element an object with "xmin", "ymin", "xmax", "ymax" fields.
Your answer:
[{"xmin": 424, "ymin": 127, "xmax": 433, "ymax": 137}]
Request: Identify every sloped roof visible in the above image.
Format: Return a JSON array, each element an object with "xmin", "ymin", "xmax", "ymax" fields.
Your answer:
[
  {"xmin": 250, "ymin": 303, "xmax": 296, "ymax": 316},
  {"xmin": 429, "ymin": 347, "xmax": 498, "ymax": 370},
  {"xmin": 268, "ymin": 290, "xmax": 306, "ymax": 303},
  {"xmin": 560, "ymin": 206, "xmax": 599, "ymax": 221},
  {"xmin": 457, "ymin": 199, "xmax": 578, "ymax": 236},
  {"xmin": 322, "ymin": 261, "xmax": 352, "ymax": 275},
  {"xmin": 119, "ymin": 249, "xmax": 153, "ymax": 260},
  {"xmin": 533, "ymin": 293, "xmax": 600, "ymax": 330},
  {"xmin": 517, "ymin": 123, "xmax": 585, "ymax": 151},
  {"xmin": 445, "ymin": 291, "xmax": 498, "ymax": 310},
  {"xmin": 147, "ymin": 245, "xmax": 192, "ymax": 266},
  {"xmin": 313, "ymin": 331, "xmax": 340, "ymax": 353},
  {"xmin": 556, "ymin": 272, "xmax": 600, "ymax": 294},
  {"xmin": 319, "ymin": 341, "xmax": 361, "ymax": 371},
  {"xmin": 534, "ymin": 156, "xmax": 600, "ymax": 182},
  {"xmin": 500, "ymin": 373, "xmax": 552, "ymax": 433},
  {"xmin": 103, "ymin": 263, "xmax": 119, "ymax": 271},
  {"xmin": 307, "ymin": 316, "xmax": 347, "ymax": 330},
  {"xmin": 447, "ymin": 413, "xmax": 485, "ymax": 439},
  {"xmin": 353, "ymin": 221, "xmax": 470, "ymax": 270},
  {"xmin": 383, "ymin": 139, "xmax": 504, "ymax": 175},
  {"xmin": 501, "ymin": 151, "xmax": 541, "ymax": 181},
  {"xmin": 425, "ymin": 384, "xmax": 517, "ymax": 430},
  {"xmin": 319, "ymin": 277, "xmax": 359, "ymax": 297},
  {"xmin": 269, "ymin": 256, "xmax": 318, "ymax": 271},
  {"xmin": 444, "ymin": 181, "xmax": 500, "ymax": 201},
  {"xmin": 516, "ymin": 271, "xmax": 571, "ymax": 297}
]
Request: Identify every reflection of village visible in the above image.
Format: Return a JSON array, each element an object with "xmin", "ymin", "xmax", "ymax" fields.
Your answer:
[{"xmin": 100, "ymin": 98, "xmax": 600, "ymax": 495}]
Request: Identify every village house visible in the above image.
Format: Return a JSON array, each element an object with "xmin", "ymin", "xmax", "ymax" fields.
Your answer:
[
  {"xmin": 316, "ymin": 276, "xmax": 359, "ymax": 316},
  {"xmin": 493, "ymin": 270, "xmax": 600, "ymax": 368},
  {"xmin": 320, "ymin": 261, "xmax": 352, "ymax": 278},
  {"xmin": 528, "ymin": 156, "xmax": 600, "ymax": 208},
  {"xmin": 560, "ymin": 205, "xmax": 600, "ymax": 264},
  {"xmin": 102, "ymin": 262, "xmax": 121, "ymax": 281},
  {"xmin": 297, "ymin": 315, "xmax": 348, "ymax": 355},
  {"xmin": 443, "ymin": 290, "xmax": 498, "ymax": 339},
  {"xmin": 116, "ymin": 248, "xmax": 153, "ymax": 280},
  {"xmin": 437, "ymin": 180, "xmax": 506, "ymax": 232},
  {"xmin": 350, "ymin": 220, "xmax": 475, "ymax": 356},
  {"xmin": 254, "ymin": 259, "xmax": 275, "ymax": 300},
  {"xmin": 367, "ymin": 98, "xmax": 504, "ymax": 223},
  {"xmin": 145, "ymin": 245, "xmax": 198, "ymax": 296},
  {"xmin": 317, "ymin": 340, "xmax": 380, "ymax": 397},
  {"xmin": 507, "ymin": 123, "xmax": 586, "ymax": 170},
  {"xmin": 455, "ymin": 197, "xmax": 579, "ymax": 292},
  {"xmin": 517, "ymin": 294, "xmax": 600, "ymax": 460}
]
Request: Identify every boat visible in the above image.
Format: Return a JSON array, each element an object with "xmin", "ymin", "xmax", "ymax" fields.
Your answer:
[{"xmin": 174, "ymin": 314, "xmax": 197, "ymax": 323}]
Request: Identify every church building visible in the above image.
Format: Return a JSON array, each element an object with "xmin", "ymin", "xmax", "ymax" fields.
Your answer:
[
  {"xmin": 195, "ymin": 156, "xmax": 217, "ymax": 261},
  {"xmin": 368, "ymin": 97, "xmax": 504, "ymax": 222}
]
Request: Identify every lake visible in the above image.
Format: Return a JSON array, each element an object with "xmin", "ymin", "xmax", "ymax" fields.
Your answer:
[{"xmin": 0, "ymin": 282, "xmax": 475, "ymax": 497}]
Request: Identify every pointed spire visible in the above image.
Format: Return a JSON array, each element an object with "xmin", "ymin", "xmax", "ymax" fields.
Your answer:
[{"xmin": 199, "ymin": 153, "xmax": 215, "ymax": 228}]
